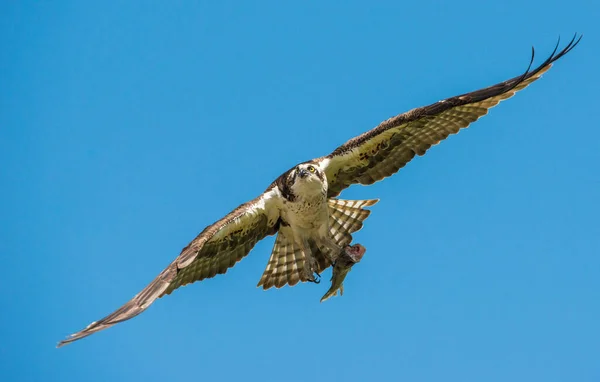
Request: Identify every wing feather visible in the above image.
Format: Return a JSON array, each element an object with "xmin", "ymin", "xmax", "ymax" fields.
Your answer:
[
  {"xmin": 58, "ymin": 187, "xmax": 282, "ymax": 347},
  {"xmin": 319, "ymin": 35, "xmax": 581, "ymax": 197}
]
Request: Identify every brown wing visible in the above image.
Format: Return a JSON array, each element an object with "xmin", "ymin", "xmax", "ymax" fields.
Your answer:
[
  {"xmin": 319, "ymin": 35, "xmax": 581, "ymax": 198},
  {"xmin": 57, "ymin": 187, "xmax": 282, "ymax": 347}
]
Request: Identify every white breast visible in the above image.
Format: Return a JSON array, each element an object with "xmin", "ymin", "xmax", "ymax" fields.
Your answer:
[
  {"xmin": 284, "ymin": 196, "xmax": 327, "ymax": 229},
  {"xmin": 281, "ymin": 164, "xmax": 330, "ymax": 236}
]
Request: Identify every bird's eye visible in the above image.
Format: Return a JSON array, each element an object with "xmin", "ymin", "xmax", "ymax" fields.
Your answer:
[{"xmin": 308, "ymin": 165, "xmax": 316, "ymax": 173}]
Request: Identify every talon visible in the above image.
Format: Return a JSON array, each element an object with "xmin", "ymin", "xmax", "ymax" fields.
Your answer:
[
  {"xmin": 314, "ymin": 272, "xmax": 321, "ymax": 284},
  {"xmin": 307, "ymin": 271, "xmax": 321, "ymax": 284},
  {"xmin": 308, "ymin": 271, "xmax": 321, "ymax": 284}
]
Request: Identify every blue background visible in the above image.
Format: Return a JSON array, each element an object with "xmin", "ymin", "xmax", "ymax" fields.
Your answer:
[{"xmin": 1, "ymin": 1, "xmax": 598, "ymax": 381}]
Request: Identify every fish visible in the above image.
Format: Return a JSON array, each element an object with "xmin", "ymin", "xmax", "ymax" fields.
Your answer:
[{"xmin": 320, "ymin": 243, "xmax": 366, "ymax": 303}]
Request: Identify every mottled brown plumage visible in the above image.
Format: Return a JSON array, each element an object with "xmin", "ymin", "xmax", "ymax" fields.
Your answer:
[
  {"xmin": 320, "ymin": 35, "xmax": 581, "ymax": 197},
  {"xmin": 58, "ymin": 188, "xmax": 282, "ymax": 346}
]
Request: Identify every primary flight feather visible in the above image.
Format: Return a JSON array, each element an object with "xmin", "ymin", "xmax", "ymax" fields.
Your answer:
[{"xmin": 58, "ymin": 35, "xmax": 581, "ymax": 347}]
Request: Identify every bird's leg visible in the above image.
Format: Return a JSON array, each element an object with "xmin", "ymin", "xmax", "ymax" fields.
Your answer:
[
  {"xmin": 300, "ymin": 238, "xmax": 320, "ymax": 284},
  {"xmin": 321, "ymin": 236, "xmax": 344, "ymax": 264}
]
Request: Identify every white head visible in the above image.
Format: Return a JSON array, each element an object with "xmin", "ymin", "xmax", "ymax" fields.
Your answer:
[{"xmin": 289, "ymin": 162, "xmax": 328, "ymax": 198}]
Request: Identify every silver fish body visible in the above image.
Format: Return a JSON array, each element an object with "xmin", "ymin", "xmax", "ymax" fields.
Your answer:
[{"xmin": 320, "ymin": 244, "xmax": 366, "ymax": 302}]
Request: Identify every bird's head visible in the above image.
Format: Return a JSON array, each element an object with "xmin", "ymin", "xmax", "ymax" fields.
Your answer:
[{"xmin": 290, "ymin": 162, "xmax": 327, "ymax": 196}]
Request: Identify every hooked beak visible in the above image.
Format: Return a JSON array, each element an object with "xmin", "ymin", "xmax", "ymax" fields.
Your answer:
[{"xmin": 299, "ymin": 169, "xmax": 309, "ymax": 178}]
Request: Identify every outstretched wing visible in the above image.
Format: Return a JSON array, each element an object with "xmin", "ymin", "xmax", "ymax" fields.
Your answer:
[
  {"xmin": 58, "ymin": 187, "xmax": 282, "ymax": 347},
  {"xmin": 318, "ymin": 35, "xmax": 581, "ymax": 198}
]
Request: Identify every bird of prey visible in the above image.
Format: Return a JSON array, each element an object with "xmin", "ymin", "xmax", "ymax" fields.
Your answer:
[{"xmin": 58, "ymin": 35, "xmax": 581, "ymax": 347}]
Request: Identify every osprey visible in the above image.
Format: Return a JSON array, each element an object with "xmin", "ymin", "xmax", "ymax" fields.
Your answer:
[{"xmin": 58, "ymin": 35, "xmax": 581, "ymax": 347}]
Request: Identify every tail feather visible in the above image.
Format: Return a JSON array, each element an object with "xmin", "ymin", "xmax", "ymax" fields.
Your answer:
[
  {"xmin": 257, "ymin": 232, "xmax": 309, "ymax": 289},
  {"xmin": 327, "ymin": 198, "xmax": 379, "ymax": 248}
]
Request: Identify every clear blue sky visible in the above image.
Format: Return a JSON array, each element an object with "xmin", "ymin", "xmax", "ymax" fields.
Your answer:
[{"xmin": 1, "ymin": 1, "xmax": 598, "ymax": 381}]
